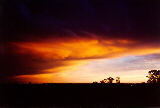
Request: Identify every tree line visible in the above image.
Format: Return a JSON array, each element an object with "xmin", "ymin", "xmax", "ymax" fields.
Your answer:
[{"xmin": 93, "ymin": 70, "xmax": 160, "ymax": 84}]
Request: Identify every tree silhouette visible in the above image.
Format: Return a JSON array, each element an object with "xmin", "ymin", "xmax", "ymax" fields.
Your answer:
[
  {"xmin": 100, "ymin": 80, "xmax": 106, "ymax": 84},
  {"xmin": 146, "ymin": 70, "xmax": 160, "ymax": 83},
  {"xmin": 116, "ymin": 77, "xmax": 120, "ymax": 83},
  {"xmin": 107, "ymin": 77, "xmax": 114, "ymax": 84}
]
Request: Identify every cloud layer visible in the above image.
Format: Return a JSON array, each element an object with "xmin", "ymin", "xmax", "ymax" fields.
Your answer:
[{"xmin": 1, "ymin": 0, "xmax": 160, "ymax": 83}]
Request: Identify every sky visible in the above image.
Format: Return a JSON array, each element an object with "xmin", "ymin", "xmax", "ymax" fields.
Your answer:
[{"xmin": 1, "ymin": 0, "xmax": 160, "ymax": 83}]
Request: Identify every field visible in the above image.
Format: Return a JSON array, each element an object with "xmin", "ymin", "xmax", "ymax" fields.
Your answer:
[{"xmin": 0, "ymin": 83, "xmax": 160, "ymax": 108}]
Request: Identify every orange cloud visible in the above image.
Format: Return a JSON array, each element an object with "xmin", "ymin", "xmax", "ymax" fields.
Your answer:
[
  {"xmin": 12, "ymin": 37, "xmax": 160, "ymax": 60},
  {"xmin": 14, "ymin": 60, "xmax": 89, "ymax": 83},
  {"xmin": 12, "ymin": 38, "xmax": 129, "ymax": 60},
  {"xmin": 10, "ymin": 37, "xmax": 160, "ymax": 83}
]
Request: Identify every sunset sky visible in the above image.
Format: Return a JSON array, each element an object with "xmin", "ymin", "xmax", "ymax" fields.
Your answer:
[{"xmin": 1, "ymin": 0, "xmax": 160, "ymax": 83}]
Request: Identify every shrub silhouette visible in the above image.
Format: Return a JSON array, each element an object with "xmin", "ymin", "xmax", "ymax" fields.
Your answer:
[
  {"xmin": 146, "ymin": 70, "xmax": 160, "ymax": 83},
  {"xmin": 107, "ymin": 77, "xmax": 114, "ymax": 84},
  {"xmin": 116, "ymin": 77, "xmax": 120, "ymax": 83}
]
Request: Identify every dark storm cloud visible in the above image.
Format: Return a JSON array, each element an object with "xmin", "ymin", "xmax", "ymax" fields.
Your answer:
[
  {"xmin": 2, "ymin": 0, "xmax": 160, "ymax": 41},
  {"xmin": 1, "ymin": 0, "xmax": 160, "ymax": 82}
]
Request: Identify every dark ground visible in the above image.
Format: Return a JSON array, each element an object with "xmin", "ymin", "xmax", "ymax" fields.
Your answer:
[{"xmin": 0, "ymin": 83, "xmax": 160, "ymax": 108}]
